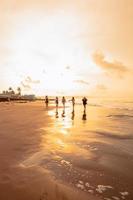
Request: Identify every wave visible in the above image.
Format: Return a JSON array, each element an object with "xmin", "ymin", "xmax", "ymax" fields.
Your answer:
[
  {"xmin": 107, "ymin": 114, "xmax": 133, "ymax": 119},
  {"xmin": 88, "ymin": 103, "xmax": 102, "ymax": 107},
  {"xmin": 94, "ymin": 130, "xmax": 133, "ymax": 140},
  {"xmin": 75, "ymin": 102, "xmax": 133, "ymax": 111}
]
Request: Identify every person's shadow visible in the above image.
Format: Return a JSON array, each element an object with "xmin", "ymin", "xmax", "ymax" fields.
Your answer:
[{"xmin": 82, "ymin": 110, "xmax": 87, "ymax": 121}]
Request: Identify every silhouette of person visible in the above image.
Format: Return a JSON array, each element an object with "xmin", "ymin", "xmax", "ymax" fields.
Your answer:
[
  {"xmin": 82, "ymin": 110, "xmax": 87, "ymax": 121},
  {"xmin": 82, "ymin": 97, "xmax": 87, "ymax": 111},
  {"xmin": 55, "ymin": 97, "xmax": 59, "ymax": 108},
  {"xmin": 62, "ymin": 96, "xmax": 66, "ymax": 108},
  {"xmin": 45, "ymin": 96, "xmax": 49, "ymax": 107},
  {"xmin": 71, "ymin": 97, "xmax": 75, "ymax": 110}
]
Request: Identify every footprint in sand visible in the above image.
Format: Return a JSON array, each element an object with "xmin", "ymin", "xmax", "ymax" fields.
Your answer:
[
  {"xmin": 0, "ymin": 174, "xmax": 11, "ymax": 184},
  {"xmin": 40, "ymin": 192, "xmax": 48, "ymax": 200}
]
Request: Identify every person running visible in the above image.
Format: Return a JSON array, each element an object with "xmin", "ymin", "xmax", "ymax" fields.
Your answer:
[
  {"xmin": 82, "ymin": 97, "xmax": 87, "ymax": 111},
  {"xmin": 62, "ymin": 96, "xmax": 66, "ymax": 108},
  {"xmin": 55, "ymin": 97, "xmax": 59, "ymax": 107},
  {"xmin": 45, "ymin": 96, "xmax": 49, "ymax": 107}
]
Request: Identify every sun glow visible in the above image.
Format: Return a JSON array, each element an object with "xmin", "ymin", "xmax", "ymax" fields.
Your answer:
[{"xmin": 6, "ymin": 10, "xmax": 100, "ymax": 95}]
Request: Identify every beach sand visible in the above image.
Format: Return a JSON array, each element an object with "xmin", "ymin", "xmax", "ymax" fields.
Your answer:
[{"xmin": 0, "ymin": 101, "xmax": 133, "ymax": 200}]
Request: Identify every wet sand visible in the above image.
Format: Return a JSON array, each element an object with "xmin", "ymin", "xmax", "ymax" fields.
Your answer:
[
  {"xmin": 0, "ymin": 101, "xmax": 99, "ymax": 200},
  {"xmin": 0, "ymin": 101, "xmax": 133, "ymax": 200}
]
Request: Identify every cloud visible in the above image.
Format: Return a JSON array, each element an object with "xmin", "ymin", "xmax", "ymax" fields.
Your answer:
[
  {"xmin": 65, "ymin": 66, "xmax": 71, "ymax": 70},
  {"xmin": 25, "ymin": 76, "xmax": 32, "ymax": 82},
  {"xmin": 25, "ymin": 76, "xmax": 40, "ymax": 84},
  {"xmin": 60, "ymin": 73, "xmax": 64, "ymax": 77},
  {"xmin": 96, "ymin": 84, "xmax": 107, "ymax": 91},
  {"xmin": 56, "ymin": 91, "xmax": 65, "ymax": 95},
  {"xmin": 21, "ymin": 76, "xmax": 40, "ymax": 91},
  {"xmin": 90, "ymin": 84, "xmax": 108, "ymax": 97},
  {"xmin": 92, "ymin": 51, "xmax": 128, "ymax": 77},
  {"xmin": 42, "ymin": 69, "xmax": 46, "ymax": 74},
  {"xmin": 73, "ymin": 80, "xmax": 89, "ymax": 85},
  {"xmin": 21, "ymin": 81, "xmax": 31, "ymax": 90}
]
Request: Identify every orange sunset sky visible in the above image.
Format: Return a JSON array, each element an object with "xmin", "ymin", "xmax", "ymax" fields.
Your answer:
[{"xmin": 0, "ymin": 0, "xmax": 133, "ymax": 97}]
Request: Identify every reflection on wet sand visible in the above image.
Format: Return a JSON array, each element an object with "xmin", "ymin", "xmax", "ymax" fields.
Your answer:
[
  {"xmin": 82, "ymin": 110, "xmax": 87, "ymax": 121},
  {"xmin": 2, "ymin": 101, "xmax": 133, "ymax": 200},
  {"xmin": 55, "ymin": 106, "xmax": 87, "ymax": 122},
  {"xmin": 62, "ymin": 108, "xmax": 66, "ymax": 118},
  {"xmin": 43, "ymin": 104, "xmax": 133, "ymax": 200},
  {"xmin": 20, "ymin": 102, "xmax": 132, "ymax": 200},
  {"xmin": 55, "ymin": 107, "xmax": 59, "ymax": 118},
  {"xmin": 71, "ymin": 110, "xmax": 75, "ymax": 120},
  {"xmin": 55, "ymin": 111, "xmax": 59, "ymax": 118}
]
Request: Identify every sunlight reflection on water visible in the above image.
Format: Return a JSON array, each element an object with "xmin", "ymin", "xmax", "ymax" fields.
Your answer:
[
  {"xmin": 41, "ymin": 104, "xmax": 93, "ymax": 157},
  {"xmin": 21, "ymin": 102, "xmax": 133, "ymax": 200}
]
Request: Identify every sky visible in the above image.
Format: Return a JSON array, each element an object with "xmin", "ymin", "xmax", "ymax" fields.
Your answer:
[{"xmin": 0, "ymin": 0, "xmax": 133, "ymax": 97}]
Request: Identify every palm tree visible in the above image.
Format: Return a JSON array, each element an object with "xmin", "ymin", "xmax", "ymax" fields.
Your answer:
[
  {"xmin": 8, "ymin": 87, "xmax": 13, "ymax": 94},
  {"xmin": 17, "ymin": 87, "xmax": 21, "ymax": 96},
  {"xmin": 8, "ymin": 87, "xmax": 15, "ymax": 95},
  {"xmin": 2, "ymin": 91, "xmax": 6, "ymax": 94}
]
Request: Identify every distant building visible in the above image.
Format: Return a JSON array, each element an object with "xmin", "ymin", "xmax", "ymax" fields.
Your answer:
[
  {"xmin": 0, "ymin": 93, "xmax": 36, "ymax": 101},
  {"xmin": 0, "ymin": 94, "xmax": 10, "ymax": 101},
  {"xmin": 21, "ymin": 95, "xmax": 36, "ymax": 101}
]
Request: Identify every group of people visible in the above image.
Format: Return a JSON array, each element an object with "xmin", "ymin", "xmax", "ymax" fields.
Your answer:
[
  {"xmin": 45, "ymin": 96, "xmax": 87, "ymax": 120},
  {"xmin": 45, "ymin": 96, "xmax": 88, "ymax": 110}
]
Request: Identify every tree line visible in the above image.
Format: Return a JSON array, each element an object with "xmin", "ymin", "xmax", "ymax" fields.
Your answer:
[{"xmin": 2, "ymin": 87, "xmax": 21, "ymax": 96}]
